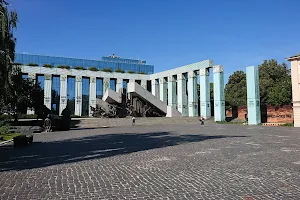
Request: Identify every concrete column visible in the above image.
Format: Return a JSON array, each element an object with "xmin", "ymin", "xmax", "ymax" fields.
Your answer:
[
  {"xmin": 59, "ymin": 75, "xmax": 67, "ymax": 115},
  {"xmin": 159, "ymin": 77, "xmax": 167, "ymax": 102},
  {"xmin": 200, "ymin": 68, "xmax": 211, "ymax": 119},
  {"xmin": 27, "ymin": 73, "xmax": 36, "ymax": 114},
  {"xmin": 151, "ymin": 79, "xmax": 159, "ymax": 98},
  {"xmin": 213, "ymin": 65, "xmax": 225, "ymax": 121},
  {"xmin": 116, "ymin": 78, "xmax": 123, "ymax": 93},
  {"xmin": 44, "ymin": 74, "xmax": 52, "ymax": 110},
  {"xmin": 75, "ymin": 76, "xmax": 82, "ymax": 116},
  {"xmin": 177, "ymin": 73, "xmax": 188, "ymax": 116},
  {"xmin": 141, "ymin": 80, "xmax": 147, "ymax": 89},
  {"xmin": 89, "ymin": 77, "xmax": 96, "ymax": 117},
  {"xmin": 287, "ymin": 56, "xmax": 300, "ymax": 127},
  {"xmin": 188, "ymin": 71, "xmax": 198, "ymax": 117},
  {"xmin": 246, "ymin": 66, "xmax": 261, "ymax": 125},
  {"xmin": 168, "ymin": 75, "xmax": 177, "ymax": 108},
  {"xmin": 103, "ymin": 77, "xmax": 110, "ymax": 94}
]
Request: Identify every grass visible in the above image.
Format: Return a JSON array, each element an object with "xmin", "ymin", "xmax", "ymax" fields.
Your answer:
[
  {"xmin": 216, "ymin": 121, "xmax": 247, "ymax": 125},
  {"xmin": 0, "ymin": 133, "xmax": 22, "ymax": 141},
  {"xmin": 281, "ymin": 123, "xmax": 294, "ymax": 127}
]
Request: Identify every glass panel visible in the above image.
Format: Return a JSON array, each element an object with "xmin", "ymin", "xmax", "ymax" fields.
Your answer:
[
  {"xmin": 67, "ymin": 77, "xmax": 75, "ymax": 115},
  {"xmin": 51, "ymin": 76, "xmax": 60, "ymax": 115},
  {"xmin": 96, "ymin": 78, "xmax": 103, "ymax": 99},
  {"xmin": 82, "ymin": 77, "xmax": 90, "ymax": 116}
]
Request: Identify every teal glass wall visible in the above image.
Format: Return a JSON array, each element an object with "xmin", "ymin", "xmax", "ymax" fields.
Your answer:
[
  {"xmin": 51, "ymin": 76, "xmax": 60, "ymax": 114},
  {"xmin": 15, "ymin": 53, "xmax": 154, "ymax": 74},
  {"xmin": 110, "ymin": 79, "xmax": 116, "ymax": 91},
  {"xmin": 96, "ymin": 78, "xmax": 103, "ymax": 99},
  {"xmin": 67, "ymin": 77, "xmax": 75, "ymax": 115},
  {"xmin": 82, "ymin": 77, "xmax": 90, "ymax": 116}
]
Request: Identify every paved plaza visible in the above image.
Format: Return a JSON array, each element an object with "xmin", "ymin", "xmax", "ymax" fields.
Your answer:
[{"xmin": 0, "ymin": 123, "xmax": 300, "ymax": 199}]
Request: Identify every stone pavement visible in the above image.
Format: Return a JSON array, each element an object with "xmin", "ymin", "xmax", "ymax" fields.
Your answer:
[{"xmin": 0, "ymin": 123, "xmax": 299, "ymax": 199}]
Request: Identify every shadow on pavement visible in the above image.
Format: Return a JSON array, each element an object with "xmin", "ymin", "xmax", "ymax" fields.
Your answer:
[{"xmin": 0, "ymin": 131, "xmax": 247, "ymax": 172}]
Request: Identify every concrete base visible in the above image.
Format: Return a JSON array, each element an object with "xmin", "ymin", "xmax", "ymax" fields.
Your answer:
[
  {"xmin": 166, "ymin": 106, "xmax": 182, "ymax": 117},
  {"xmin": 102, "ymin": 88, "xmax": 122, "ymax": 104}
]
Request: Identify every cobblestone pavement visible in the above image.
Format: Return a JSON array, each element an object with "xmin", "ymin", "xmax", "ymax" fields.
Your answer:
[{"xmin": 0, "ymin": 123, "xmax": 300, "ymax": 200}]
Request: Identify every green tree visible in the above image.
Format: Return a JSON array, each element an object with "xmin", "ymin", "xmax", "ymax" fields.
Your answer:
[
  {"xmin": 224, "ymin": 71, "xmax": 247, "ymax": 106},
  {"xmin": 197, "ymin": 83, "xmax": 214, "ymax": 101},
  {"xmin": 259, "ymin": 59, "xmax": 291, "ymax": 105},
  {"xmin": 224, "ymin": 59, "xmax": 292, "ymax": 107}
]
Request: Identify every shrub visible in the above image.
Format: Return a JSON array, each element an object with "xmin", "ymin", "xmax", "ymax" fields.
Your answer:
[
  {"xmin": 101, "ymin": 68, "xmax": 112, "ymax": 72},
  {"xmin": 43, "ymin": 64, "xmax": 53, "ymax": 68},
  {"xmin": 88, "ymin": 67, "xmax": 99, "ymax": 71},
  {"xmin": 71, "ymin": 115, "xmax": 81, "ymax": 118},
  {"xmin": 27, "ymin": 63, "xmax": 39, "ymax": 67},
  {"xmin": 115, "ymin": 68, "xmax": 125, "ymax": 73},
  {"xmin": 282, "ymin": 123, "xmax": 294, "ymax": 127},
  {"xmin": 13, "ymin": 62, "xmax": 23, "ymax": 66},
  {"xmin": 0, "ymin": 125, "xmax": 9, "ymax": 134},
  {"xmin": 139, "ymin": 71, "xmax": 146, "ymax": 74},
  {"xmin": 128, "ymin": 70, "xmax": 135, "ymax": 74},
  {"xmin": 74, "ymin": 66, "xmax": 86, "ymax": 70},
  {"xmin": 57, "ymin": 65, "xmax": 71, "ymax": 70}
]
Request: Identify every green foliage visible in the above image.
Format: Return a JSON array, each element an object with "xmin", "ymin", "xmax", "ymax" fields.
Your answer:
[
  {"xmin": 139, "ymin": 72, "xmax": 146, "ymax": 74},
  {"xmin": 281, "ymin": 123, "xmax": 293, "ymax": 127},
  {"xmin": 225, "ymin": 59, "xmax": 292, "ymax": 107},
  {"xmin": 27, "ymin": 63, "xmax": 39, "ymax": 67},
  {"xmin": 224, "ymin": 71, "xmax": 247, "ymax": 106},
  {"xmin": 259, "ymin": 60, "xmax": 292, "ymax": 106},
  {"xmin": 216, "ymin": 121, "xmax": 246, "ymax": 125},
  {"xmin": 0, "ymin": 133, "xmax": 21, "ymax": 141},
  {"xmin": 0, "ymin": 125, "xmax": 9, "ymax": 134},
  {"xmin": 13, "ymin": 62, "xmax": 23, "ymax": 66},
  {"xmin": 115, "ymin": 68, "xmax": 125, "ymax": 73},
  {"xmin": 88, "ymin": 67, "xmax": 99, "ymax": 71},
  {"xmin": 101, "ymin": 68, "xmax": 112, "ymax": 72},
  {"xmin": 128, "ymin": 70, "xmax": 135, "ymax": 74},
  {"xmin": 197, "ymin": 83, "xmax": 214, "ymax": 101},
  {"xmin": 57, "ymin": 65, "xmax": 71, "ymax": 69},
  {"xmin": 43, "ymin": 64, "xmax": 53, "ymax": 68},
  {"xmin": 74, "ymin": 66, "xmax": 86, "ymax": 70}
]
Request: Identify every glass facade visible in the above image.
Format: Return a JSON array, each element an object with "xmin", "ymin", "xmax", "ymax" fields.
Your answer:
[
  {"xmin": 51, "ymin": 76, "xmax": 60, "ymax": 114},
  {"xmin": 110, "ymin": 79, "xmax": 116, "ymax": 91},
  {"xmin": 67, "ymin": 77, "xmax": 75, "ymax": 115},
  {"xmin": 82, "ymin": 77, "xmax": 90, "ymax": 116},
  {"xmin": 22, "ymin": 74, "xmax": 28, "ymax": 79},
  {"xmin": 96, "ymin": 78, "xmax": 103, "ymax": 99},
  {"xmin": 15, "ymin": 53, "xmax": 154, "ymax": 74}
]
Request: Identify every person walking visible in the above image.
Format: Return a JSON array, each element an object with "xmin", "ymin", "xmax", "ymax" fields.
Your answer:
[
  {"xmin": 44, "ymin": 114, "xmax": 52, "ymax": 132},
  {"xmin": 132, "ymin": 116, "xmax": 136, "ymax": 126},
  {"xmin": 199, "ymin": 116, "xmax": 204, "ymax": 126}
]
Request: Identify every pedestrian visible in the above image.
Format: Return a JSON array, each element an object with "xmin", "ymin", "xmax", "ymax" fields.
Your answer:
[
  {"xmin": 132, "ymin": 116, "xmax": 136, "ymax": 126},
  {"xmin": 199, "ymin": 116, "xmax": 204, "ymax": 126},
  {"xmin": 44, "ymin": 114, "xmax": 52, "ymax": 132}
]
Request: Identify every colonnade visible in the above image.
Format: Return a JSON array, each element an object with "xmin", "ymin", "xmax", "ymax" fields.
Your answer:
[
  {"xmin": 24, "ymin": 64, "xmax": 225, "ymax": 121},
  {"xmin": 151, "ymin": 65, "xmax": 225, "ymax": 120}
]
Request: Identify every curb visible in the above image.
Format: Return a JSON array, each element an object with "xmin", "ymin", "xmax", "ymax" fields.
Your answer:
[{"xmin": 0, "ymin": 139, "xmax": 13, "ymax": 146}]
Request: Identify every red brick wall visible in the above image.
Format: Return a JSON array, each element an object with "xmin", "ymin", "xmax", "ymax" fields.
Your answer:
[{"xmin": 226, "ymin": 105, "xmax": 293, "ymax": 123}]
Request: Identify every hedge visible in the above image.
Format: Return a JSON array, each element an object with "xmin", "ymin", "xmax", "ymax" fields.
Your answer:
[
  {"xmin": 115, "ymin": 68, "xmax": 125, "ymax": 73},
  {"xmin": 88, "ymin": 67, "xmax": 99, "ymax": 71},
  {"xmin": 128, "ymin": 70, "xmax": 135, "ymax": 74},
  {"xmin": 27, "ymin": 63, "xmax": 39, "ymax": 67},
  {"xmin": 101, "ymin": 68, "xmax": 112, "ymax": 72},
  {"xmin": 43, "ymin": 64, "xmax": 54, "ymax": 68},
  {"xmin": 57, "ymin": 65, "xmax": 71, "ymax": 69},
  {"xmin": 74, "ymin": 66, "xmax": 86, "ymax": 70}
]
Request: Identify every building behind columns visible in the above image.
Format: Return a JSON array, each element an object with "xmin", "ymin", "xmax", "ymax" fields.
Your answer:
[
  {"xmin": 21, "ymin": 54, "xmax": 226, "ymax": 121},
  {"xmin": 286, "ymin": 54, "xmax": 300, "ymax": 127}
]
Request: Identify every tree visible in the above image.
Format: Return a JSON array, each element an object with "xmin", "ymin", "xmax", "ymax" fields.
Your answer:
[
  {"xmin": 0, "ymin": 1, "xmax": 44, "ymax": 120},
  {"xmin": 197, "ymin": 83, "xmax": 214, "ymax": 101},
  {"xmin": 224, "ymin": 59, "xmax": 292, "ymax": 107},
  {"xmin": 259, "ymin": 59, "xmax": 291, "ymax": 106},
  {"xmin": 224, "ymin": 71, "xmax": 247, "ymax": 106}
]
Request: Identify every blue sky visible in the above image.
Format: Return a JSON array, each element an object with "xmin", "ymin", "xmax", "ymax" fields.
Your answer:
[{"xmin": 13, "ymin": 0, "xmax": 300, "ymax": 82}]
